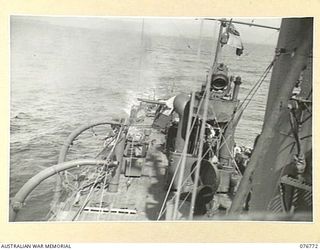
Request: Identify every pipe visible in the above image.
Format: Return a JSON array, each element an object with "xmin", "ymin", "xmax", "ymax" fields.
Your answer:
[
  {"xmin": 108, "ymin": 136, "xmax": 126, "ymax": 193},
  {"xmin": 58, "ymin": 120, "xmax": 124, "ymax": 163},
  {"xmin": 10, "ymin": 159, "xmax": 112, "ymax": 222},
  {"xmin": 173, "ymin": 93, "xmax": 191, "ymax": 152},
  {"xmin": 232, "ymin": 76, "xmax": 242, "ymax": 101},
  {"xmin": 52, "ymin": 120, "xmax": 125, "ymax": 207}
]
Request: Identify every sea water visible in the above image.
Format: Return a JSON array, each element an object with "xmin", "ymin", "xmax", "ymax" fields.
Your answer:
[{"xmin": 10, "ymin": 17, "xmax": 276, "ymax": 221}]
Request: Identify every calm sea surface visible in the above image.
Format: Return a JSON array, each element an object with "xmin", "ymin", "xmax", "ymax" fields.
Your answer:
[{"xmin": 10, "ymin": 18, "xmax": 277, "ymax": 221}]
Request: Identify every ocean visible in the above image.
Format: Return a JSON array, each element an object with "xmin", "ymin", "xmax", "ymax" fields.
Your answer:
[{"xmin": 10, "ymin": 17, "xmax": 277, "ymax": 221}]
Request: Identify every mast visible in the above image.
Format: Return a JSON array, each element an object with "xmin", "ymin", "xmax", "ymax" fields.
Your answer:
[
  {"xmin": 212, "ymin": 20, "xmax": 225, "ymax": 67},
  {"xmin": 188, "ymin": 20, "xmax": 225, "ymax": 219},
  {"xmin": 229, "ymin": 18, "xmax": 313, "ymax": 214}
]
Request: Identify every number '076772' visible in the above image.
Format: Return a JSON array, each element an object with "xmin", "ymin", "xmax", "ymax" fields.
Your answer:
[{"xmin": 300, "ymin": 244, "xmax": 319, "ymax": 248}]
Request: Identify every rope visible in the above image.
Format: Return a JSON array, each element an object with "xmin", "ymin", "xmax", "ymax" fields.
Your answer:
[
  {"xmin": 238, "ymin": 58, "xmax": 275, "ymax": 113},
  {"xmin": 95, "ymin": 123, "xmax": 126, "ymax": 220},
  {"xmin": 158, "ymin": 53, "xmax": 276, "ymax": 219},
  {"xmin": 289, "ymin": 110, "xmax": 302, "ymax": 155},
  {"xmin": 220, "ymin": 57, "xmax": 275, "ymax": 147},
  {"xmin": 49, "ymin": 124, "xmax": 119, "ymax": 219},
  {"xmin": 157, "ymin": 90, "xmax": 207, "ymax": 219},
  {"xmin": 156, "ymin": 154, "xmax": 183, "ymax": 220},
  {"xmin": 69, "ymin": 124, "xmax": 124, "ymax": 221},
  {"xmin": 220, "ymin": 131, "xmax": 242, "ymax": 176},
  {"xmin": 158, "ymin": 118, "xmax": 231, "ymax": 218},
  {"xmin": 158, "ymin": 49, "xmax": 275, "ymax": 220},
  {"xmin": 96, "ymin": 135, "xmax": 117, "ymax": 158},
  {"xmin": 173, "ymin": 92, "xmax": 195, "ymax": 219},
  {"xmin": 159, "ymin": 56, "xmax": 266, "ymax": 218},
  {"xmin": 172, "ymin": 20, "xmax": 205, "ymax": 220},
  {"xmin": 72, "ymin": 127, "xmax": 119, "ymax": 218},
  {"xmin": 158, "ymin": 124, "xmax": 247, "ymax": 220},
  {"xmin": 215, "ymin": 60, "xmax": 276, "ymax": 178},
  {"xmin": 157, "ymin": 142, "xmax": 216, "ymax": 219},
  {"xmin": 71, "ymin": 169, "xmax": 105, "ymax": 221}
]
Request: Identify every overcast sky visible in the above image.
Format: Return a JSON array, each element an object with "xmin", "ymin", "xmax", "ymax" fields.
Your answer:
[{"xmin": 12, "ymin": 16, "xmax": 281, "ymax": 45}]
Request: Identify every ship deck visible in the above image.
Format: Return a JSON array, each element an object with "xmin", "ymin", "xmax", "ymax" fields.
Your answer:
[{"xmin": 54, "ymin": 129, "xmax": 170, "ymax": 221}]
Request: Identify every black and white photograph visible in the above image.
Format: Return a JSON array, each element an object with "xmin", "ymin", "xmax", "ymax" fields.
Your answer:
[{"xmin": 9, "ymin": 16, "xmax": 313, "ymax": 222}]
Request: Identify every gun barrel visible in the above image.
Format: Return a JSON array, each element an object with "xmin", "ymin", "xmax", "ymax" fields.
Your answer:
[{"xmin": 137, "ymin": 98, "xmax": 166, "ymax": 105}]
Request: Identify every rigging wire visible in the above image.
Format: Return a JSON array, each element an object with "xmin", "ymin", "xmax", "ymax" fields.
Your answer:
[
  {"xmin": 69, "ymin": 124, "xmax": 125, "ymax": 221},
  {"xmin": 188, "ymin": 19, "xmax": 226, "ymax": 219},
  {"xmin": 95, "ymin": 123, "xmax": 126, "ymax": 220},
  {"xmin": 162, "ymin": 131, "xmax": 241, "ymax": 219},
  {"xmin": 60, "ymin": 20, "xmax": 277, "ymax": 221},
  {"xmin": 138, "ymin": 18, "xmax": 145, "ymax": 88},
  {"xmin": 173, "ymin": 92, "xmax": 195, "ymax": 219},
  {"xmin": 157, "ymin": 87, "xmax": 208, "ymax": 220},
  {"xmin": 239, "ymin": 59, "xmax": 275, "ymax": 111},
  {"xmin": 157, "ymin": 45, "xmax": 276, "ymax": 220},
  {"xmin": 47, "ymin": 124, "xmax": 119, "ymax": 220},
  {"xmin": 222, "ymin": 58, "xmax": 275, "ymax": 138},
  {"xmin": 157, "ymin": 136, "xmax": 231, "ymax": 219}
]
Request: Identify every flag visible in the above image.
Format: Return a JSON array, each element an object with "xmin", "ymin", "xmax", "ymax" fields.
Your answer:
[
  {"xmin": 221, "ymin": 23, "xmax": 244, "ymax": 56},
  {"xmin": 228, "ymin": 23, "xmax": 240, "ymax": 36}
]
